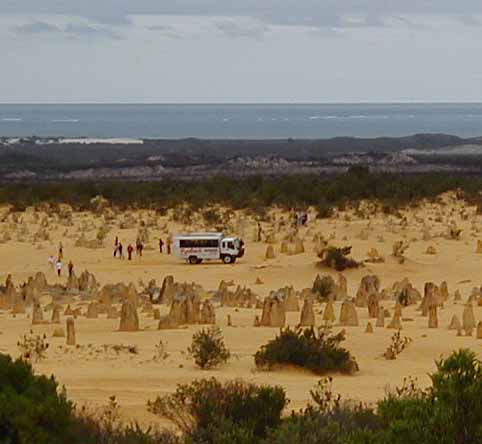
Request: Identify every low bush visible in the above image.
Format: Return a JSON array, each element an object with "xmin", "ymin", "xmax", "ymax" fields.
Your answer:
[
  {"xmin": 68, "ymin": 410, "xmax": 178, "ymax": 444},
  {"xmin": 317, "ymin": 246, "xmax": 360, "ymax": 271},
  {"xmin": 0, "ymin": 353, "xmax": 73, "ymax": 444},
  {"xmin": 383, "ymin": 331, "xmax": 412, "ymax": 360},
  {"xmin": 17, "ymin": 330, "xmax": 49, "ymax": 362},
  {"xmin": 265, "ymin": 377, "xmax": 381, "ymax": 444},
  {"xmin": 312, "ymin": 275, "xmax": 337, "ymax": 301},
  {"xmin": 147, "ymin": 378, "xmax": 287, "ymax": 443},
  {"xmin": 188, "ymin": 326, "xmax": 231, "ymax": 369},
  {"xmin": 254, "ymin": 327, "xmax": 359, "ymax": 375},
  {"xmin": 376, "ymin": 349, "xmax": 482, "ymax": 444}
]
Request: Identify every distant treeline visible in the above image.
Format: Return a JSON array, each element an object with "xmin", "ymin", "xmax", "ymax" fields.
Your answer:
[{"xmin": 2, "ymin": 168, "xmax": 482, "ymax": 214}]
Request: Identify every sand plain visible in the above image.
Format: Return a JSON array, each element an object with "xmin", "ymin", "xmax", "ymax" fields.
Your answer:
[{"xmin": 0, "ymin": 194, "xmax": 481, "ymax": 425}]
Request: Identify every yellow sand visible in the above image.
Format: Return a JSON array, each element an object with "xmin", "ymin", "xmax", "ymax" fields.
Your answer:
[{"xmin": 0, "ymin": 196, "xmax": 481, "ymax": 425}]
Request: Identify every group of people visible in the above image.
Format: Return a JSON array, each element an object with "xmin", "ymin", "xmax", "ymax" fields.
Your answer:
[
  {"xmin": 114, "ymin": 236, "xmax": 137, "ymax": 260},
  {"xmin": 114, "ymin": 236, "xmax": 172, "ymax": 260},
  {"xmin": 158, "ymin": 236, "xmax": 172, "ymax": 254},
  {"xmin": 48, "ymin": 235, "xmax": 173, "ymax": 275},
  {"xmin": 113, "ymin": 236, "xmax": 140, "ymax": 260},
  {"xmin": 48, "ymin": 242, "xmax": 74, "ymax": 277}
]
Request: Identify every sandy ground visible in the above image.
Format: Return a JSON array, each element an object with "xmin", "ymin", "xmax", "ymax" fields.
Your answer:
[{"xmin": 1, "ymin": 196, "xmax": 482, "ymax": 426}]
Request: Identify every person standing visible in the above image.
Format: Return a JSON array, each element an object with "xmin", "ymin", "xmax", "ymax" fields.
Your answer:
[
  {"xmin": 292, "ymin": 210, "xmax": 298, "ymax": 228},
  {"xmin": 127, "ymin": 244, "xmax": 134, "ymax": 261},
  {"xmin": 58, "ymin": 242, "xmax": 63, "ymax": 261},
  {"xmin": 118, "ymin": 242, "xmax": 123, "ymax": 259},
  {"xmin": 55, "ymin": 259, "xmax": 62, "ymax": 277},
  {"xmin": 113, "ymin": 236, "xmax": 119, "ymax": 257},
  {"xmin": 68, "ymin": 260, "xmax": 74, "ymax": 277},
  {"xmin": 159, "ymin": 238, "xmax": 164, "ymax": 253}
]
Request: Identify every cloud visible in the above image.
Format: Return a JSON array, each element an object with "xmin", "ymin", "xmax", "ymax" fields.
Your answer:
[
  {"xmin": 146, "ymin": 25, "xmax": 183, "ymax": 39},
  {"xmin": 457, "ymin": 15, "xmax": 481, "ymax": 26},
  {"xmin": 64, "ymin": 23, "xmax": 120, "ymax": 39},
  {"xmin": 215, "ymin": 20, "xmax": 268, "ymax": 39},
  {"xmin": 14, "ymin": 21, "xmax": 62, "ymax": 34},
  {"xmin": 4, "ymin": 1, "xmax": 482, "ymax": 30},
  {"xmin": 13, "ymin": 20, "xmax": 121, "ymax": 39},
  {"xmin": 308, "ymin": 27, "xmax": 346, "ymax": 39}
]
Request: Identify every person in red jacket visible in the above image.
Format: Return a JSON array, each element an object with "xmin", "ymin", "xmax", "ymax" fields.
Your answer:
[{"xmin": 127, "ymin": 244, "xmax": 134, "ymax": 261}]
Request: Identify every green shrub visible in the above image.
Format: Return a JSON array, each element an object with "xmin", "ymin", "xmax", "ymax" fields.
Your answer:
[
  {"xmin": 71, "ymin": 394, "xmax": 179, "ymax": 444},
  {"xmin": 265, "ymin": 378, "xmax": 381, "ymax": 444},
  {"xmin": 317, "ymin": 246, "xmax": 360, "ymax": 271},
  {"xmin": 147, "ymin": 378, "xmax": 287, "ymax": 443},
  {"xmin": 376, "ymin": 349, "xmax": 482, "ymax": 444},
  {"xmin": 312, "ymin": 275, "xmax": 337, "ymax": 301},
  {"xmin": 1, "ymin": 171, "xmax": 480, "ymax": 214},
  {"xmin": 0, "ymin": 353, "xmax": 73, "ymax": 444},
  {"xmin": 265, "ymin": 406, "xmax": 383, "ymax": 444},
  {"xmin": 188, "ymin": 326, "xmax": 231, "ymax": 369},
  {"xmin": 430, "ymin": 349, "xmax": 482, "ymax": 443},
  {"xmin": 265, "ymin": 407, "xmax": 343, "ymax": 444},
  {"xmin": 254, "ymin": 327, "xmax": 359, "ymax": 375},
  {"xmin": 72, "ymin": 411, "xmax": 179, "ymax": 444}
]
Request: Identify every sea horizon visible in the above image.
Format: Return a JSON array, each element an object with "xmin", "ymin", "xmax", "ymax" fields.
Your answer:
[
  {"xmin": 2, "ymin": 101, "xmax": 482, "ymax": 105},
  {"xmin": 1, "ymin": 102, "xmax": 482, "ymax": 140}
]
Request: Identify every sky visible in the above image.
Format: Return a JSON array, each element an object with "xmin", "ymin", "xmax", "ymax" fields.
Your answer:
[{"xmin": 2, "ymin": 1, "xmax": 482, "ymax": 103}]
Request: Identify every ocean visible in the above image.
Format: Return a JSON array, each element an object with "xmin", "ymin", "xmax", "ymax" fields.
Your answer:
[{"xmin": 1, "ymin": 103, "xmax": 482, "ymax": 139}]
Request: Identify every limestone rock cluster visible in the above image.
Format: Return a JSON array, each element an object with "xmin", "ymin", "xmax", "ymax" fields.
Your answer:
[
  {"xmin": 259, "ymin": 295, "xmax": 286, "ymax": 327},
  {"xmin": 390, "ymin": 278, "xmax": 422, "ymax": 306},
  {"xmin": 98, "ymin": 282, "xmax": 139, "ymax": 306},
  {"xmin": 355, "ymin": 275, "xmax": 380, "ymax": 308},
  {"xmin": 218, "ymin": 283, "xmax": 259, "ymax": 308},
  {"xmin": 270, "ymin": 286, "xmax": 300, "ymax": 312},
  {"xmin": 158, "ymin": 284, "xmax": 216, "ymax": 329}
]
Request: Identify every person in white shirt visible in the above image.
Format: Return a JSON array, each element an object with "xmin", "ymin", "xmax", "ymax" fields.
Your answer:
[{"xmin": 55, "ymin": 260, "xmax": 62, "ymax": 277}]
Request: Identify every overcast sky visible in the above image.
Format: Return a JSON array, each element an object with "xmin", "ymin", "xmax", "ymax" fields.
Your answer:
[{"xmin": 2, "ymin": 1, "xmax": 482, "ymax": 103}]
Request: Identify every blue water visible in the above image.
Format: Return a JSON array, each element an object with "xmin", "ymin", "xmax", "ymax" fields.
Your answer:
[{"xmin": 1, "ymin": 103, "xmax": 482, "ymax": 139}]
